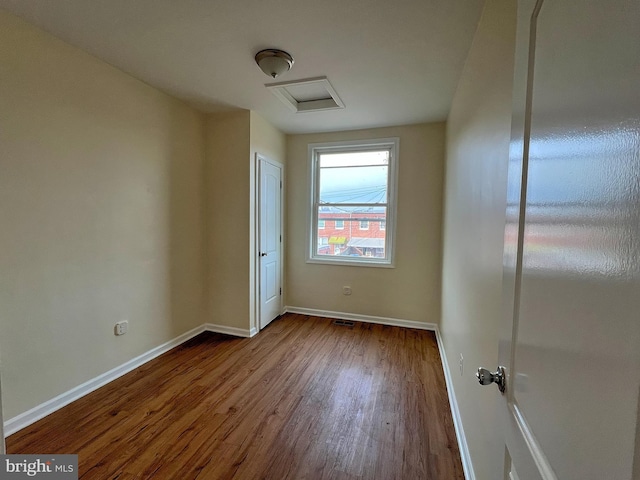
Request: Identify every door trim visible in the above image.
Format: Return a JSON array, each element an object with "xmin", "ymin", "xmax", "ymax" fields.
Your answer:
[{"xmin": 253, "ymin": 154, "xmax": 284, "ymax": 333}]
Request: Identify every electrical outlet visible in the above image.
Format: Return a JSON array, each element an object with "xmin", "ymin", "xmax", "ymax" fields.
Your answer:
[
  {"xmin": 114, "ymin": 320, "xmax": 128, "ymax": 336},
  {"xmin": 343, "ymin": 286, "xmax": 352, "ymax": 296},
  {"xmin": 459, "ymin": 354, "xmax": 464, "ymax": 376}
]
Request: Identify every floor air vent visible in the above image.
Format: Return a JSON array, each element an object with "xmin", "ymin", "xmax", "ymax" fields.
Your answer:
[{"xmin": 333, "ymin": 320, "xmax": 355, "ymax": 327}]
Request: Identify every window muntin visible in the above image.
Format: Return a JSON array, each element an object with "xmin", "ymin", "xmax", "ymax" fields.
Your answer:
[{"xmin": 309, "ymin": 138, "xmax": 398, "ymax": 267}]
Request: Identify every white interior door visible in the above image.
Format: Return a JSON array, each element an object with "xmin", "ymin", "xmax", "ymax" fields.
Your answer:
[
  {"xmin": 497, "ymin": 1, "xmax": 640, "ymax": 479},
  {"xmin": 258, "ymin": 156, "xmax": 282, "ymax": 330}
]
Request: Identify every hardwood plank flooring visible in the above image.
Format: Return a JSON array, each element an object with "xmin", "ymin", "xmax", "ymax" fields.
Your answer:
[{"xmin": 7, "ymin": 313, "xmax": 464, "ymax": 479}]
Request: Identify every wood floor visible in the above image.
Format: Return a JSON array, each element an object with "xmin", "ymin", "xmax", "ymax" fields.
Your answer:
[{"xmin": 7, "ymin": 314, "xmax": 464, "ymax": 479}]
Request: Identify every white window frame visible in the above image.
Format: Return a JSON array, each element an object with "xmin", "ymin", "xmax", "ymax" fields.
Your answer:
[
  {"xmin": 359, "ymin": 220, "xmax": 369, "ymax": 230},
  {"xmin": 318, "ymin": 219, "xmax": 325, "ymax": 229},
  {"xmin": 307, "ymin": 138, "xmax": 399, "ymax": 267},
  {"xmin": 335, "ymin": 219, "xmax": 344, "ymax": 230},
  {"xmin": 380, "ymin": 220, "xmax": 386, "ymax": 231}
]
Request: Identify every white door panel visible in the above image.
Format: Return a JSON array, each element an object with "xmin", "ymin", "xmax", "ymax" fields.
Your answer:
[
  {"xmin": 499, "ymin": 1, "xmax": 640, "ymax": 479},
  {"xmin": 265, "ymin": 262, "xmax": 277, "ymax": 300},
  {"xmin": 259, "ymin": 157, "xmax": 282, "ymax": 329}
]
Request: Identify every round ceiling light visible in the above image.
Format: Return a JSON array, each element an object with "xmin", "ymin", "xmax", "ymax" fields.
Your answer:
[{"xmin": 255, "ymin": 49, "xmax": 294, "ymax": 79}]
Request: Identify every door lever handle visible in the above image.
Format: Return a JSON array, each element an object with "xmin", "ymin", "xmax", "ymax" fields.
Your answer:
[{"xmin": 476, "ymin": 366, "xmax": 506, "ymax": 394}]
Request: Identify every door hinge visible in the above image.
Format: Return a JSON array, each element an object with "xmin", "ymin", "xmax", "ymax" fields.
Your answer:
[
  {"xmin": 279, "ymin": 288, "xmax": 282, "ymax": 295},
  {"xmin": 280, "ymin": 235, "xmax": 282, "ymax": 242},
  {"xmin": 280, "ymin": 180, "xmax": 282, "ymax": 188}
]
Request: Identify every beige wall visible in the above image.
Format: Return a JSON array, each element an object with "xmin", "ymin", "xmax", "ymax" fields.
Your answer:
[
  {"xmin": 0, "ymin": 11, "xmax": 206, "ymax": 419},
  {"xmin": 204, "ymin": 111, "xmax": 251, "ymax": 330},
  {"xmin": 250, "ymin": 112, "xmax": 287, "ymax": 167},
  {"xmin": 440, "ymin": 1, "xmax": 516, "ymax": 478},
  {"xmin": 204, "ymin": 111, "xmax": 285, "ymax": 332},
  {"xmin": 286, "ymin": 124, "xmax": 444, "ymax": 323}
]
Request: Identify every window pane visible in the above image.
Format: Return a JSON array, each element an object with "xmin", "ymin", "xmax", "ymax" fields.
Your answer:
[
  {"xmin": 319, "ymin": 151, "xmax": 388, "ymax": 204},
  {"xmin": 316, "ymin": 208, "xmax": 387, "ymax": 258},
  {"xmin": 319, "ymin": 150, "xmax": 389, "ymax": 168},
  {"xmin": 309, "ymin": 139, "xmax": 397, "ymax": 266}
]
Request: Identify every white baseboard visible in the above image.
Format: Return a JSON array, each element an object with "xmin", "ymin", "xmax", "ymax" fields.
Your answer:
[
  {"xmin": 435, "ymin": 328, "xmax": 475, "ymax": 480},
  {"xmin": 3, "ymin": 322, "xmax": 255, "ymax": 437},
  {"xmin": 284, "ymin": 306, "xmax": 438, "ymax": 331},
  {"xmin": 4, "ymin": 324, "xmax": 207, "ymax": 436},
  {"xmin": 204, "ymin": 323, "xmax": 255, "ymax": 338}
]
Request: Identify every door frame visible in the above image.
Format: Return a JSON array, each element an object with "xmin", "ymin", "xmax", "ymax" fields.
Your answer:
[{"xmin": 252, "ymin": 153, "xmax": 284, "ymax": 334}]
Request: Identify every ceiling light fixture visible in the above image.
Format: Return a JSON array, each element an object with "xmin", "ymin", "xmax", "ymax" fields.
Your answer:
[{"xmin": 255, "ymin": 49, "xmax": 294, "ymax": 79}]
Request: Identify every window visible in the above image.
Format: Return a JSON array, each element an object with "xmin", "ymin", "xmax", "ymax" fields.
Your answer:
[{"xmin": 308, "ymin": 138, "xmax": 398, "ymax": 266}]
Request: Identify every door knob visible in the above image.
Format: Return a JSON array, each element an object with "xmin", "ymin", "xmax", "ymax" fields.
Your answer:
[
  {"xmin": 260, "ymin": 252, "xmax": 268, "ymax": 257},
  {"xmin": 476, "ymin": 366, "xmax": 506, "ymax": 394}
]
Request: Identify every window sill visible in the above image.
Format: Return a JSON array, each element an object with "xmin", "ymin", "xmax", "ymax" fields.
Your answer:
[{"xmin": 306, "ymin": 258, "xmax": 395, "ymax": 268}]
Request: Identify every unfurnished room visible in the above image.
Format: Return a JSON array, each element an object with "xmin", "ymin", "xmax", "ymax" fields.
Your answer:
[{"xmin": 0, "ymin": 1, "xmax": 639, "ymax": 479}]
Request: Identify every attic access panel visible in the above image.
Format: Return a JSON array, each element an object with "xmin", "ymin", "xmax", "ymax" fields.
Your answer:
[{"xmin": 266, "ymin": 77, "xmax": 345, "ymax": 113}]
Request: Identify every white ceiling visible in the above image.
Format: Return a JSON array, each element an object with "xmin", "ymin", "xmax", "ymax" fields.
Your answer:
[{"xmin": 0, "ymin": 0, "xmax": 484, "ymax": 134}]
